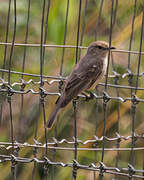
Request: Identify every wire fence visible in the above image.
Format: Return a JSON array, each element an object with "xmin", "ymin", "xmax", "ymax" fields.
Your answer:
[{"xmin": 0, "ymin": 0, "xmax": 144, "ymax": 179}]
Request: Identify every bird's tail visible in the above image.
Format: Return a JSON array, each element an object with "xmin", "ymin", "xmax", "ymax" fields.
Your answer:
[{"xmin": 47, "ymin": 102, "xmax": 61, "ymax": 128}]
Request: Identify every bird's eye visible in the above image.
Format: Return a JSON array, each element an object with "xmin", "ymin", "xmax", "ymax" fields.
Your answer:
[{"xmin": 97, "ymin": 45, "xmax": 103, "ymax": 49}]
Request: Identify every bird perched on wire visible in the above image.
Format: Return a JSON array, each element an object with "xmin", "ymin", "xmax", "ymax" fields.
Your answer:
[{"xmin": 47, "ymin": 41, "xmax": 115, "ymax": 128}]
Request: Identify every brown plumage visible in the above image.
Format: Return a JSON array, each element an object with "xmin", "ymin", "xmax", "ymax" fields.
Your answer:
[{"xmin": 47, "ymin": 41, "xmax": 115, "ymax": 128}]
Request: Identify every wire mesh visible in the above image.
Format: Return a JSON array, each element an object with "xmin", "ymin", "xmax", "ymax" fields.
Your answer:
[{"xmin": 0, "ymin": 0, "xmax": 144, "ymax": 180}]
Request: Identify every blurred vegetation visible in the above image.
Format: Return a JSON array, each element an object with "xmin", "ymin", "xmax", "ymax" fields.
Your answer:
[{"xmin": 0, "ymin": 0, "xmax": 144, "ymax": 179}]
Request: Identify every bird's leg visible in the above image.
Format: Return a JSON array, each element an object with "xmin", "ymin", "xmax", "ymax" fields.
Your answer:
[
  {"xmin": 73, "ymin": 95, "xmax": 79, "ymax": 101},
  {"xmin": 86, "ymin": 90, "xmax": 95, "ymax": 100},
  {"xmin": 81, "ymin": 92, "xmax": 88, "ymax": 100},
  {"xmin": 55, "ymin": 96, "xmax": 60, "ymax": 104},
  {"xmin": 82, "ymin": 90, "xmax": 95, "ymax": 101}
]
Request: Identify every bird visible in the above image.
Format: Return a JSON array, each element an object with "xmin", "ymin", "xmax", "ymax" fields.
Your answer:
[{"xmin": 47, "ymin": 41, "xmax": 115, "ymax": 128}]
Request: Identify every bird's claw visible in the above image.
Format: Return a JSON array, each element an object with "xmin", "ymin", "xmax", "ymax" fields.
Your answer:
[
  {"xmin": 82, "ymin": 91, "xmax": 94, "ymax": 101},
  {"xmin": 55, "ymin": 96, "xmax": 60, "ymax": 104}
]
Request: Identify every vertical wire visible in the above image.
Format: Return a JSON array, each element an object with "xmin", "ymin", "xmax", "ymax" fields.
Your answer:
[
  {"xmin": 40, "ymin": 0, "xmax": 48, "ymax": 179},
  {"xmin": 40, "ymin": 0, "xmax": 45, "ymax": 86},
  {"xmin": 8, "ymin": 0, "xmax": 17, "ymax": 139},
  {"xmin": 129, "ymin": 5, "xmax": 144, "ymax": 177},
  {"xmin": 42, "ymin": 100, "xmax": 48, "ymax": 179},
  {"xmin": 0, "ymin": 0, "xmax": 11, "ymax": 125},
  {"xmin": 42, "ymin": 0, "xmax": 51, "ymax": 178},
  {"xmin": 134, "ymin": 7, "xmax": 144, "ymax": 93},
  {"xmin": 111, "ymin": 53, "xmax": 120, "ymax": 180},
  {"xmin": 15, "ymin": 0, "xmax": 31, "ymax": 178},
  {"xmin": 51, "ymin": 0, "xmax": 69, "ymax": 179},
  {"xmin": 8, "ymin": 0, "xmax": 17, "ymax": 84},
  {"xmin": 32, "ymin": 101, "xmax": 40, "ymax": 180},
  {"xmin": 74, "ymin": 0, "xmax": 82, "ymax": 161},
  {"xmin": 9, "ymin": 98, "xmax": 16, "ymax": 180},
  {"xmin": 115, "ymin": 85, "xmax": 120, "ymax": 178},
  {"xmin": 17, "ymin": 0, "xmax": 31, "ymax": 141},
  {"xmin": 7, "ymin": 0, "xmax": 17, "ymax": 179},
  {"xmin": 74, "ymin": 0, "xmax": 82, "ymax": 163},
  {"xmin": 95, "ymin": 0, "xmax": 104, "ymax": 41},
  {"xmin": 127, "ymin": 1, "xmax": 137, "ymax": 178},
  {"xmin": 21, "ymin": 0, "xmax": 31, "ymax": 79},
  {"xmin": 17, "ymin": 93, "xmax": 23, "ymax": 142},
  {"xmin": 32, "ymin": 107, "xmax": 40, "ymax": 180},
  {"xmin": 75, "ymin": 2, "xmax": 88, "ymax": 175},
  {"xmin": 8, "ymin": 0, "xmax": 16, "ymax": 169},
  {"xmin": 41, "ymin": 0, "xmax": 48, "ymax": 161},
  {"xmin": 38, "ymin": 0, "xmax": 51, "ymax": 178},
  {"xmin": 42, "ymin": 0, "xmax": 51, "ymax": 63},
  {"xmin": 111, "ymin": 1, "xmax": 119, "ymax": 179},
  {"xmin": 112, "ymin": 0, "xmax": 118, "ymax": 28},
  {"xmin": 104, "ymin": 0, "xmax": 114, "ymax": 92},
  {"xmin": 58, "ymin": 0, "xmax": 70, "ymax": 131},
  {"xmin": 78, "ymin": 0, "xmax": 88, "ymax": 60},
  {"xmin": 128, "ymin": 0, "xmax": 137, "ymax": 70},
  {"xmin": 94, "ymin": 0, "xmax": 103, "ymax": 178},
  {"xmin": 93, "ymin": 88, "xmax": 99, "ymax": 180},
  {"xmin": 40, "ymin": 0, "xmax": 46, "ymax": 146},
  {"xmin": 100, "ymin": 0, "xmax": 114, "ymax": 179},
  {"xmin": 32, "ymin": 2, "xmax": 48, "ymax": 179},
  {"xmin": 2, "ymin": 0, "xmax": 11, "ymax": 78},
  {"xmin": 125, "ymin": 1, "xmax": 137, "ymax": 178},
  {"xmin": 72, "ymin": 1, "xmax": 82, "ymax": 179},
  {"xmin": 60, "ymin": 0, "xmax": 69, "ymax": 76},
  {"xmin": 52, "ymin": 0, "xmax": 67, "ymax": 178},
  {"xmin": 75, "ymin": 0, "xmax": 82, "ymax": 64}
]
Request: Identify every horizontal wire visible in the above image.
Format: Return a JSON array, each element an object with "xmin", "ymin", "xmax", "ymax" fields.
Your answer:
[
  {"xmin": 0, "ymin": 42, "xmax": 144, "ymax": 55},
  {"xmin": 0, "ymin": 82, "xmax": 144, "ymax": 102},
  {"xmin": 0, "ymin": 68, "xmax": 144, "ymax": 80},
  {"xmin": 99, "ymin": 83, "xmax": 144, "ymax": 90},
  {"xmin": 0, "ymin": 88, "xmax": 143, "ymax": 103},
  {"xmin": 0, "ymin": 42, "xmax": 87, "ymax": 49},
  {"xmin": 0, "ymin": 68, "xmax": 66, "ymax": 79},
  {"xmin": 0, "ymin": 133, "xmax": 144, "ymax": 151},
  {"xmin": 0, "ymin": 155, "xmax": 143, "ymax": 179},
  {"xmin": 1, "ymin": 144, "xmax": 144, "ymax": 152},
  {"xmin": 0, "ymin": 71, "xmax": 144, "ymax": 93}
]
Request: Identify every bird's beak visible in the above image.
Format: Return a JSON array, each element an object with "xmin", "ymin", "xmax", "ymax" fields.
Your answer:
[
  {"xmin": 110, "ymin": 46, "xmax": 116, "ymax": 49},
  {"xmin": 105, "ymin": 46, "xmax": 116, "ymax": 50}
]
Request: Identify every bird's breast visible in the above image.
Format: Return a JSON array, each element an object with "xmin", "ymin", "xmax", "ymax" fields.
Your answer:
[{"xmin": 102, "ymin": 56, "xmax": 108, "ymax": 74}]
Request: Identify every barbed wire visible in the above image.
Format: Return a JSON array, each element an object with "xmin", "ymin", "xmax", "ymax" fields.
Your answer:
[
  {"xmin": 0, "ymin": 133, "xmax": 144, "ymax": 151},
  {"xmin": 0, "ymin": 76, "xmax": 144, "ymax": 104},
  {"xmin": 0, "ymin": 155, "xmax": 144, "ymax": 179}
]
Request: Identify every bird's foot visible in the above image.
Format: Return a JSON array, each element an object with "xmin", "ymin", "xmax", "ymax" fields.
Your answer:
[
  {"xmin": 55, "ymin": 96, "xmax": 60, "ymax": 104},
  {"xmin": 82, "ymin": 91, "xmax": 94, "ymax": 101}
]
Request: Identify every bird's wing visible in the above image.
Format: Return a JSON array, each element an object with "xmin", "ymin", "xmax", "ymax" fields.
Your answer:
[
  {"xmin": 64, "ymin": 70, "xmax": 88, "ymax": 92},
  {"xmin": 86, "ymin": 69, "xmax": 102, "ymax": 89},
  {"xmin": 64, "ymin": 55, "xmax": 103, "ymax": 93}
]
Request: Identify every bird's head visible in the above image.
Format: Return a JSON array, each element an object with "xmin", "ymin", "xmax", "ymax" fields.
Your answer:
[{"xmin": 87, "ymin": 41, "xmax": 115, "ymax": 57}]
